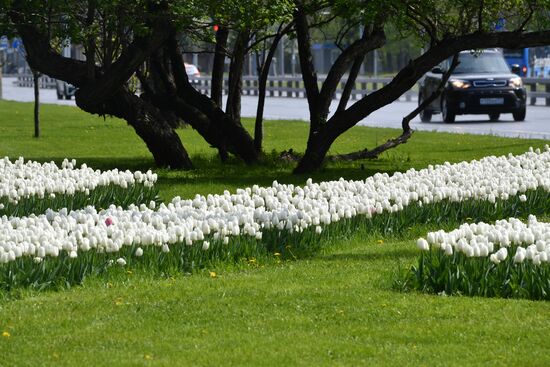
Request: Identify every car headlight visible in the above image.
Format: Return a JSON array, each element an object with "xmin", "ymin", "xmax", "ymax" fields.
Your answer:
[
  {"xmin": 449, "ymin": 79, "xmax": 471, "ymax": 89},
  {"xmin": 509, "ymin": 77, "xmax": 523, "ymax": 88}
]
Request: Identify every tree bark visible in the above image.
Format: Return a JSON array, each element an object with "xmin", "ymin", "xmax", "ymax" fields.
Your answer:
[
  {"xmin": 294, "ymin": 127, "xmax": 337, "ymax": 174},
  {"xmin": 32, "ymin": 69, "xmax": 40, "ymax": 138},
  {"xmin": 76, "ymin": 88, "xmax": 193, "ymax": 169},
  {"xmin": 337, "ymin": 55, "xmax": 364, "ymax": 113},
  {"xmin": 294, "ymin": 6, "xmax": 321, "ymax": 137},
  {"xmin": 211, "ymin": 26, "xmax": 228, "ymax": 107},
  {"xmin": 226, "ymin": 30, "xmax": 249, "ymax": 123}
]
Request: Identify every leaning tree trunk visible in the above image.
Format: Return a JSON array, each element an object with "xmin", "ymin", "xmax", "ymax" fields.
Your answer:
[
  {"xmin": 76, "ymin": 88, "xmax": 193, "ymax": 169},
  {"xmin": 293, "ymin": 127, "xmax": 336, "ymax": 174},
  {"xmin": 163, "ymin": 36, "xmax": 259, "ymax": 164}
]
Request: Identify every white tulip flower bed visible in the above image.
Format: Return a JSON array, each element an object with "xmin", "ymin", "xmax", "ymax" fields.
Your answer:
[
  {"xmin": 0, "ymin": 157, "xmax": 158, "ymax": 217},
  {"xmin": 2, "ymin": 147, "xmax": 550, "ymax": 290},
  {"xmin": 418, "ymin": 215, "xmax": 550, "ymax": 265},
  {"xmin": 406, "ymin": 215, "xmax": 550, "ymax": 300}
]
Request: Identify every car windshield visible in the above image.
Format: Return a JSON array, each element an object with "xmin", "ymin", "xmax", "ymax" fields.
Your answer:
[{"xmin": 452, "ymin": 52, "xmax": 511, "ymax": 74}]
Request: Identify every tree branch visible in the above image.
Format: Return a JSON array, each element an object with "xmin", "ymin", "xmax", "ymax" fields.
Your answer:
[
  {"xmin": 329, "ymin": 29, "xmax": 550, "ymax": 137},
  {"xmin": 77, "ymin": 8, "xmax": 171, "ymax": 105},
  {"xmin": 318, "ymin": 27, "xmax": 385, "ymax": 120},
  {"xmin": 328, "ymin": 53, "xmax": 459, "ymax": 162},
  {"xmin": 336, "ymin": 54, "xmax": 364, "ymax": 113}
]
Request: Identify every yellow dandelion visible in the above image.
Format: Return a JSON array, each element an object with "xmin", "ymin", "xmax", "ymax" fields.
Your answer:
[
  {"xmin": 144, "ymin": 354, "xmax": 153, "ymax": 360},
  {"xmin": 2, "ymin": 331, "xmax": 10, "ymax": 337},
  {"xmin": 209, "ymin": 271, "xmax": 217, "ymax": 278},
  {"xmin": 274, "ymin": 252, "xmax": 281, "ymax": 257},
  {"xmin": 377, "ymin": 239, "xmax": 384, "ymax": 244}
]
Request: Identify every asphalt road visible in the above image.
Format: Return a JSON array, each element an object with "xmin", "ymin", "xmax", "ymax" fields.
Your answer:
[{"xmin": 2, "ymin": 77, "xmax": 550, "ymax": 140}]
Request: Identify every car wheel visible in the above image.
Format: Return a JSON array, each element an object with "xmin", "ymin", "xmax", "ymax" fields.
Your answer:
[
  {"xmin": 64, "ymin": 94, "xmax": 72, "ymax": 100},
  {"xmin": 513, "ymin": 107, "xmax": 526, "ymax": 121},
  {"xmin": 56, "ymin": 92, "xmax": 63, "ymax": 100},
  {"xmin": 441, "ymin": 97, "xmax": 455, "ymax": 123},
  {"xmin": 489, "ymin": 113, "xmax": 500, "ymax": 122},
  {"xmin": 418, "ymin": 94, "xmax": 432, "ymax": 122}
]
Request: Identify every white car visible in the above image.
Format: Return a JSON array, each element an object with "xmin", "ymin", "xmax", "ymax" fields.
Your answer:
[{"xmin": 185, "ymin": 63, "xmax": 200, "ymax": 78}]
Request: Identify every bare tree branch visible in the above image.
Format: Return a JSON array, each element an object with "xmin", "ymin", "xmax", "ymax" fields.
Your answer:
[{"xmin": 328, "ymin": 53, "xmax": 460, "ymax": 161}]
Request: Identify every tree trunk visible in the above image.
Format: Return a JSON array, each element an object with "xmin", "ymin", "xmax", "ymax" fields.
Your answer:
[
  {"xmin": 32, "ymin": 69, "xmax": 40, "ymax": 138},
  {"xmin": 253, "ymin": 72, "xmax": 267, "ymax": 153},
  {"xmin": 211, "ymin": 26, "xmax": 228, "ymax": 108},
  {"xmin": 164, "ymin": 36, "xmax": 258, "ymax": 164},
  {"xmin": 76, "ymin": 88, "xmax": 193, "ymax": 169},
  {"xmin": 293, "ymin": 128, "xmax": 335, "ymax": 174},
  {"xmin": 226, "ymin": 30, "xmax": 249, "ymax": 123},
  {"xmin": 0, "ymin": 56, "xmax": 3, "ymax": 100}
]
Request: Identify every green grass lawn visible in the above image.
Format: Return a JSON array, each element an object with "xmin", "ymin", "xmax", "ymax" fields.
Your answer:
[
  {"xmin": 1, "ymin": 99, "xmax": 550, "ymax": 366},
  {"xmin": 0, "ymin": 100, "xmax": 542, "ymax": 200}
]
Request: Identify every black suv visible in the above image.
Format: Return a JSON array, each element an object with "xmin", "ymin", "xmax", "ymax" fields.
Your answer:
[{"xmin": 418, "ymin": 49, "xmax": 527, "ymax": 123}]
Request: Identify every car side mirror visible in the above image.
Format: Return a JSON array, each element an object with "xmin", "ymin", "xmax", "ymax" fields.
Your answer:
[
  {"xmin": 431, "ymin": 66, "xmax": 444, "ymax": 74},
  {"xmin": 511, "ymin": 64, "xmax": 521, "ymax": 76}
]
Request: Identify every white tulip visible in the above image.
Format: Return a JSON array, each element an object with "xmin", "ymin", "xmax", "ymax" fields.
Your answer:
[
  {"xmin": 416, "ymin": 238, "xmax": 429, "ymax": 251},
  {"xmin": 116, "ymin": 258, "xmax": 126, "ymax": 266},
  {"xmin": 496, "ymin": 248, "xmax": 508, "ymax": 261}
]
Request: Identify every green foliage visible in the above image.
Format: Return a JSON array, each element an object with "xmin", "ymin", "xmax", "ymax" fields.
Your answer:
[{"xmin": 390, "ymin": 0, "xmax": 550, "ymax": 45}]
